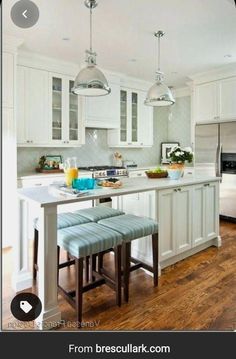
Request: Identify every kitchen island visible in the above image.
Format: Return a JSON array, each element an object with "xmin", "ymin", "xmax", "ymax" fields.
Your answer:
[{"xmin": 15, "ymin": 175, "xmax": 221, "ymax": 330}]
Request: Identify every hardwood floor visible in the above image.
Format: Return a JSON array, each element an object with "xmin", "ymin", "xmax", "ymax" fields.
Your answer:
[{"xmin": 2, "ymin": 220, "xmax": 236, "ymax": 331}]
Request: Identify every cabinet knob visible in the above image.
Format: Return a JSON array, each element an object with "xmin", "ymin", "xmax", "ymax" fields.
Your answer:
[
  {"xmin": 178, "ymin": 188, "xmax": 181, "ymax": 191},
  {"xmin": 204, "ymin": 183, "xmax": 210, "ymax": 187},
  {"xmin": 174, "ymin": 189, "xmax": 178, "ymax": 192}
]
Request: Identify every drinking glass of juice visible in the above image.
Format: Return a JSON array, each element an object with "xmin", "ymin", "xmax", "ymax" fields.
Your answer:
[{"xmin": 64, "ymin": 157, "xmax": 79, "ymax": 186}]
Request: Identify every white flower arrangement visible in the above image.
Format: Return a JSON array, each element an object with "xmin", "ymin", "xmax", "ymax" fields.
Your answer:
[{"xmin": 169, "ymin": 145, "xmax": 194, "ymax": 163}]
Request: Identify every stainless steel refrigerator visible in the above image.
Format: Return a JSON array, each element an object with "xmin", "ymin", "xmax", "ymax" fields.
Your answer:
[{"xmin": 195, "ymin": 122, "xmax": 236, "ymax": 220}]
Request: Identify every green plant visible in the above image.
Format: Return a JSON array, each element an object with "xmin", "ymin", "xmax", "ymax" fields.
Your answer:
[{"xmin": 169, "ymin": 146, "xmax": 193, "ymax": 163}]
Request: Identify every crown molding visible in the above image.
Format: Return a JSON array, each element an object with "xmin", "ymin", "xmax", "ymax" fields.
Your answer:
[{"xmin": 188, "ymin": 63, "xmax": 236, "ymax": 84}]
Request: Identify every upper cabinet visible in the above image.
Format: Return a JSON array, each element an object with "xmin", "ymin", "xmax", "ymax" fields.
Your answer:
[
  {"xmin": 17, "ymin": 67, "xmax": 85, "ymax": 147},
  {"xmin": 193, "ymin": 77, "xmax": 236, "ymax": 124},
  {"xmin": 219, "ymin": 78, "xmax": 236, "ymax": 121},
  {"xmin": 17, "ymin": 66, "xmax": 50, "ymax": 145},
  {"xmin": 108, "ymin": 87, "xmax": 153, "ymax": 147},
  {"xmin": 49, "ymin": 73, "xmax": 85, "ymax": 146},
  {"xmin": 84, "ymin": 79, "xmax": 120, "ymax": 129},
  {"xmin": 3, "ymin": 52, "xmax": 14, "ymax": 108}
]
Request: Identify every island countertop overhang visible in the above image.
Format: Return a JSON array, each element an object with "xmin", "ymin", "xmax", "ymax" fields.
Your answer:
[{"xmin": 17, "ymin": 176, "xmax": 221, "ymax": 207}]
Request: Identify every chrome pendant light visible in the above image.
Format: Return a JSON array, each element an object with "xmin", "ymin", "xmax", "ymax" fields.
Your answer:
[
  {"xmin": 72, "ymin": 0, "xmax": 111, "ymax": 96},
  {"xmin": 145, "ymin": 31, "xmax": 175, "ymax": 106}
]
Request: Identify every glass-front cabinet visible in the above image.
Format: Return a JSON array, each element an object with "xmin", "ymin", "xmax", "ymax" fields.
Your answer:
[
  {"xmin": 108, "ymin": 87, "xmax": 153, "ymax": 148},
  {"xmin": 52, "ymin": 77, "xmax": 62, "ymax": 141},
  {"xmin": 117, "ymin": 88, "xmax": 139, "ymax": 145},
  {"xmin": 50, "ymin": 73, "xmax": 84, "ymax": 146},
  {"xmin": 120, "ymin": 90, "xmax": 128, "ymax": 142}
]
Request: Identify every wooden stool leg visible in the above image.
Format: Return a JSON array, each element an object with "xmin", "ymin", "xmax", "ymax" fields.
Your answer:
[
  {"xmin": 33, "ymin": 229, "xmax": 38, "ymax": 280},
  {"xmin": 90, "ymin": 254, "xmax": 96, "ymax": 281},
  {"xmin": 57, "ymin": 246, "xmax": 60, "ymax": 285},
  {"xmin": 114, "ymin": 245, "xmax": 122, "ymax": 306},
  {"xmin": 98, "ymin": 252, "xmax": 104, "ymax": 274},
  {"xmin": 75, "ymin": 258, "xmax": 84, "ymax": 327},
  {"xmin": 85, "ymin": 256, "xmax": 89, "ymax": 282},
  {"xmin": 123, "ymin": 242, "xmax": 131, "ymax": 303},
  {"xmin": 152, "ymin": 233, "xmax": 159, "ymax": 287}
]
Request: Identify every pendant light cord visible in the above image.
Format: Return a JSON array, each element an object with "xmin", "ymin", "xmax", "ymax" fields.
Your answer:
[
  {"xmin": 90, "ymin": 7, "xmax": 93, "ymax": 52},
  {"xmin": 158, "ymin": 35, "xmax": 161, "ymax": 72}
]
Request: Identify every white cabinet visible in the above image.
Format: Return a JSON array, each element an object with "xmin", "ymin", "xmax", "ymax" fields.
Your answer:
[
  {"xmin": 194, "ymin": 82, "xmax": 218, "ymax": 124},
  {"xmin": 219, "ymin": 78, "xmax": 236, "ymax": 121},
  {"xmin": 49, "ymin": 73, "xmax": 85, "ymax": 146},
  {"xmin": 3, "ymin": 52, "xmax": 14, "ymax": 108},
  {"xmin": 193, "ymin": 77, "xmax": 236, "ymax": 124},
  {"xmin": 158, "ymin": 186, "xmax": 192, "ymax": 261},
  {"xmin": 84, "ymin": 81, "xmax": 120, "ymax": 129},
  {"xmin": 16, "ymin": 67, "xmax": 85, "ymax": 147},
  {"xmin": 205, "ymin": 182, "xmax": 219, "ymax": 241},
  {"xmin": 17, "ymin": 66, "xmax": 50, "ymax": 145},
  {"xmin": 192, "ymin": 182, "xmax": 219, "ymax": 247},
  {"xmin": 3, "ymin": 108, "xmax": 17, "ymax": 248},
  {"xmin": 108, "ymin": 88, "xmax": 153, "ymax": 147}
]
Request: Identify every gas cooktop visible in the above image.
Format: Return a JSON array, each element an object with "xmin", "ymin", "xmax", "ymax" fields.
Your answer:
[
  {"xmin": 79, "ymin": 166, "xmax": 125, "ymax": 171},
  {"xmin": 78, "ymin": 166, "xmax": 128, "ymax": 178}
]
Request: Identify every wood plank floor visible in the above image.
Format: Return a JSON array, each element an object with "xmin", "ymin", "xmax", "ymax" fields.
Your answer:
[{"xmin": 2, "ymin": 220, "xmax": 236, "ymax": 331}]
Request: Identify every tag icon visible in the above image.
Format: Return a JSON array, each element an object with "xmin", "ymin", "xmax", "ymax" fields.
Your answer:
[{"xmin": 20, "ymin": 300, "xmax": 33, "ymax": 314}]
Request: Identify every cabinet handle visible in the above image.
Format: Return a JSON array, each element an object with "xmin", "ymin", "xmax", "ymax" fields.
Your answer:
[
  {"xmin": 35, "ymin": 183, "xmax": 42, "ymax": 186},
  {"xmin": 178, "ymin": 188, "xmax": 181, "ymax": 191},
  {"xmin": 137, "ymin": 173, "xmax": 142, "ymax": 176},
  {"xmin": 128, "ymin": 143, "xmax": 132, "ymax": 145},
  {"xmin": 204, "ymin": 183, "xmax": 210, "ymax": 187},
  {"xmin": 140, "ymin": 142, "xmax": 144, "ymax": 145},
  {"xmin": 174, "ymin": 189, "xmax": 178, "ymax": 192}
]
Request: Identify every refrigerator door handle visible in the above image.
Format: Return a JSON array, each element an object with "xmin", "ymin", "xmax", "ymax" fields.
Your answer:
[{"xmin": 216, "ymin": 143, "xmax": 222, "ymax": 178}]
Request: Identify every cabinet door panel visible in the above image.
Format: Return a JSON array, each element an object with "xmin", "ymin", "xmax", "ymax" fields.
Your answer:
[
  {"xmin": 175, "ymin": 187, "xmax": 192, "ymax": 253},
  {"xmin": 192, "ymin": 185, "xmax": 205, "ymax": 247},
  {"xmin": 205, "ymin": 182, "xmax": 219, "ymax": 240},
  {"xmin": 26, "ymin": 68, "xmax": 50, "ymax": 144},
  {"xmin": 194, "ymin": 83, "xmax": 218, "ymax": 123},
  {"xmin": 219, "ymin": 78, "xmax": 236, "ymax": 121},
  {"xmin": 3, "ymin": 52, "xmax": 14, "ymax": 108},
  {"xmin": 159, "ymin": 189, "xmax": 175, "ymax": 260}
]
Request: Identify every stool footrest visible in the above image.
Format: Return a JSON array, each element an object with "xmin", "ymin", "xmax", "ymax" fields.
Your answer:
[
  {"xmin": 58, "ymin": 259, "xmax": 75, "ymax": 269},
  {"xmin": 130, "ymin": 257, "xmax": 154, "ymax": 273}
]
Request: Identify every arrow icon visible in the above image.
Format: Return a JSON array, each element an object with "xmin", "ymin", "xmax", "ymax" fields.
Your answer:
[{"xmin": 22, "ymin": 9, "xmax": 28, "ymax": 18}]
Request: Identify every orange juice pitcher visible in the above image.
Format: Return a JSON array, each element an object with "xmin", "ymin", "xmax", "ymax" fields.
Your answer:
[{"xmin": 64, "ymin": 157, "xmax": 79, "ymax": 186}]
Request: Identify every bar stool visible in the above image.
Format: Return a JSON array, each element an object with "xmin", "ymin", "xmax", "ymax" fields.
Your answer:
[
  {"xmin": 33, "ymin": 207, "xmax": 124, "ymax": 279},
  {"xmin": 57, "ymin": 222, "xmax": 123, "ymax": 326},
  {"xmin": 98, "ymin": 214, "xmax": 159, "ymax": 302}
]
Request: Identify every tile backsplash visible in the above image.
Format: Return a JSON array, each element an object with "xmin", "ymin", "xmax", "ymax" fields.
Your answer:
[{"xmin": 17, "ymin": 96, "xmax": 191, "ymax": 173}]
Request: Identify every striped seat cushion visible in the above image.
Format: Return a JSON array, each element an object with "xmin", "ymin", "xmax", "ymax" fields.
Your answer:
[
  {"xmin": 58, "ymin": 222, "xmax": 123, "ymax": 258},
  {"xmin": 34, "ymin": 212, "xmax": 91, "ymax": 231},
  {"xmin": 98, "ymin": 214, "xmax": 158, "ymax": 242},
  {"xmin": 75, "ymin": 206, "xmax": 124, "ymax": 222}
]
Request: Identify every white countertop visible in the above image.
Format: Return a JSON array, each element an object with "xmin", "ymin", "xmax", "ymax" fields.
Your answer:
[
  {"xmin": 17, "ymin": 175, "xmax": 220, "ymax": 207},
  {"xmin": 17, "ymin": 170, "xmax": 91, "ymax": 180}
]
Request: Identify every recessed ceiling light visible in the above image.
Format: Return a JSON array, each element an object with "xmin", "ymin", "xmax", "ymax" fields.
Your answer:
[
  {"xmin": 62, "ymin": 37, "xmax": 70, "ymax": 41},
  {"xmin": 171, "ymin": 71, "xmax": 178, "ymax": 75},
  {"xmin": 129, "ymin": 58, "xmax": 137, "ymax": 62},
  {"xmin": 224, "ymin": 54, "xmax": 232, "ymax": 58}
]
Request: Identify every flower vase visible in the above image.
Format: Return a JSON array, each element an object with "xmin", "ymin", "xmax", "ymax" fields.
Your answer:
[{"xmin": 168, "ymin": 163, "xmax": 185, "ymax": 180}]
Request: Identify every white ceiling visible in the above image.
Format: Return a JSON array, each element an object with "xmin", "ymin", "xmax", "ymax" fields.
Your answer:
[{"xmin": 3, "ymin": 0, "xmax": 236, "ymax": 87}]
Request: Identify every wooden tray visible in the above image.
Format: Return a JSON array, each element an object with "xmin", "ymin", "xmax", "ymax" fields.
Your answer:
[
  {"xmin": 35, "ymin": 167, "xmax": 64, "ymax": 174},
  {"xmin": 145, "ymin": 171, "xmax": 168, "ymax": 178}
]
